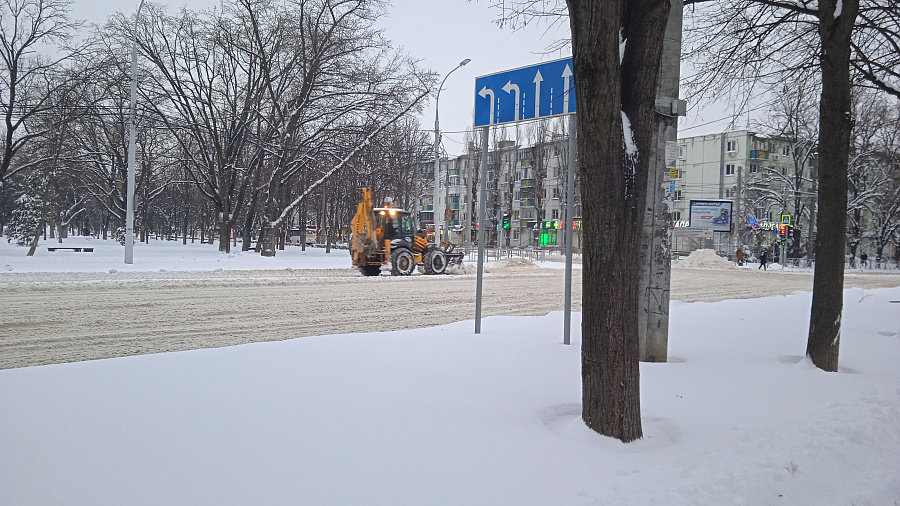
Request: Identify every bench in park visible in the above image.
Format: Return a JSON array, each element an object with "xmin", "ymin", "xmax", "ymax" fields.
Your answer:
[{"xmin": 47, "ymin": 247, "xmax": 94, "ymax": 252}]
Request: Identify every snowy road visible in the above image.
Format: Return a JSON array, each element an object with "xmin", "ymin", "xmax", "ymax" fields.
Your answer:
[{"xmin": 2, "ymin": 266, "xmax": 898, "ymax": 369}]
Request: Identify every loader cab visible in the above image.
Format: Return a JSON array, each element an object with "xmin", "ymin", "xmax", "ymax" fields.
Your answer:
[{"xmin": 375, "ymin": 208, "xmax": 416, "ymax": 241}]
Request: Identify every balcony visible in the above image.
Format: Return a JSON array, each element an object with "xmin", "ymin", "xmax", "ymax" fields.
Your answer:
[
  {"xmin": 421, "ymin": 204, "xmax": 433, "ymax": 211},
  {"xmin": 519, "ymin": 199, "xmax": 535, "ymax": 208},
  {"xmin": 520, "ymin": 178, "xmax": 536, "ymax": 188},
  {"xmin": 750, "ymin": 150, "xmax": 769, "ymax": 160}
]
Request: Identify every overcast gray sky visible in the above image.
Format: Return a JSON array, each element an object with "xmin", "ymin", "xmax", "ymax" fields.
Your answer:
[{"xmin": 71, "ymin": 0, "xmax": 745, "ymax": 155}]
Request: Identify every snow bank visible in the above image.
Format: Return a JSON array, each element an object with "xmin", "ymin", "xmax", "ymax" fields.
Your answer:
[
  {"xmin": 675, "ymin": 248, "xmax": 736, "ymax": 270},
  {"xmin": 486, "ymin": 257, "xmax": 539, "ymax": 272}
]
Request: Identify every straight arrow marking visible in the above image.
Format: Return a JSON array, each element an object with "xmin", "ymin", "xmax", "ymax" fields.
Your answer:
[
  {"xmin": 478, "ymin": 86, "xmax": 495, "ymax": 124},
  {"xmin": 502, "ymin": 81, "xmax": 520, "ymax": 121},
  {"xmin": 561, "ymin": 65, "xmax": 573, "ymax": 114},
  {"xmin": 533, "ymin": 70, "xmax": 543, "ymax": 118}
]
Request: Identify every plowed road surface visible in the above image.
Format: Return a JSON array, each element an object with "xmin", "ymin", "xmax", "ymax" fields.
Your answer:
[{"xmin": 2, "ymin": 267, "xmax": 898, "ymax": 369}]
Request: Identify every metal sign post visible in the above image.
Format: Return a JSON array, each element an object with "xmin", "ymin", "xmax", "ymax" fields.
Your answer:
[
  {"xmin": 563, "ymin": 113, "xmax": 577, "ymax": 345},
  {"xmin": 473, "ymin": 58, "xmax": 578, "ymax": 341},
  {"xmin": 475, "ymin": 125, "xmax": 489, "ymax": 334}
]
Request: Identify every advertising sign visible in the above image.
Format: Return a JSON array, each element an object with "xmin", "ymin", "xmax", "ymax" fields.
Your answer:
[{"xmin": 689, "ymin": 200, "xmax": 733, "ymax": 232}]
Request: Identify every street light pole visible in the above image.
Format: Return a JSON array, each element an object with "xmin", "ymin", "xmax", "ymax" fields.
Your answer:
[
  {"xmin": 125, "ymin": 0, "xmax": 145, "ymax": 264},
  {"xmin": 434, "ymin": 58, "xmax": 470, "ymax": 243}
]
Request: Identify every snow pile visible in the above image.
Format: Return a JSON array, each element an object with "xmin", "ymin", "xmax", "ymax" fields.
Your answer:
[
  {"xmin": 675, "ymin": 248, "xmax": 736, "ymax": 270},
  {"xmin": 446, "ymin": 262, "xmax": 476, "ymax": 275},
  {"xmin": 486, "ymin": 257, "xmax": 538, "ymax": 272}
]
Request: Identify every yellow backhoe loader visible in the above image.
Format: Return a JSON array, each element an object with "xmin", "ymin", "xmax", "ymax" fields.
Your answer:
[{"xmin": 349, "ymin": 188, "xmax": 463, "ymax": 276}]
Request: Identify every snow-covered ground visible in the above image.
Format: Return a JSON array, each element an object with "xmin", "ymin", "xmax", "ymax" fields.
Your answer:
[
  {"xmin": 0, "ymin": 236, "xmax": 352, "ymax": 273},
  {"xmin": 2, "ymin": 238, "xmax": 900, "ymax": 504}
]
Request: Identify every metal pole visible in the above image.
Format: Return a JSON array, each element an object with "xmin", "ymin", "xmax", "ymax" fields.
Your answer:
[
  {"xmin": 434, "ymin": 59, "xmax": 470, "ymax": 244},
  {"xmin": 563, "ymin": 113, "xmax": 577, "ymax": 345},
  {"xmin": 475, "ymin": 126, "xmax": 488, "ymax": 334},
  {"xmin": 125, "ymin": 0, "xmax": 145, "ymax": 264}
]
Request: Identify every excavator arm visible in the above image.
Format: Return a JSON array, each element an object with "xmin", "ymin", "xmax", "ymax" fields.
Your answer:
[{"xmin": 350, "ymin": 188, "xmax": 378, "ymax": 264}]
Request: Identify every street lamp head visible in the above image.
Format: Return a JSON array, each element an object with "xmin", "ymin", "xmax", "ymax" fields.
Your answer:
[{"xmin": 459, "ymin": 58, "xmax": 471, "ymax": 67}]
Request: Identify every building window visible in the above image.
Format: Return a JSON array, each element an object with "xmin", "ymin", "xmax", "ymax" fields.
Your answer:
[
  {"xmin": 679, "ymin": 145, "xmax": 685, "ymax": 159},
  {"xmin": 513, "ymin": 230, "xmax": 519, "ymax": 240},
  {"xmin": 782, "ymin": 146, "xmax": 790, "ymax": 156},
  {"xmin": 552, "ymin": 187, "xmax": 560, "ymax": 199},
  {"xmin": 551, "ymin": 209, "xmax": 559, "ymax": 220},
  {"xmin": 673, "ymin": 211, "xmax": 681, "ymax": 221},
  {"xmin": 781, "ymin": 166, "xmax": 787, "ymax": 176},
  {"xmin": 750, "ymin": 164, "xmax": 759, "ymax": 173},
  {"xmin": 674, "ymin": 190, "xmax": 682, "ymax": 201},
  {"xmin": 726, "ymin": 140, "xmax": 737, "ymax": 152},
  {"xmin": 726, "ymin": 164, "xmax": 735, "ymax": 175}
]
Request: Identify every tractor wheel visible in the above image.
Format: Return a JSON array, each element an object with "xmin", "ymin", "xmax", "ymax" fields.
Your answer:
[
  {"xmin": 390, "ymin": 248, "xmax": 415, "ymax": 276},
  {"xmin": 360, "ymin": 265, "xmax": 381, "ymax": 276},
  {"xmin": 423, "ymin": 249, "xmax": 448, "ymax": 275}
]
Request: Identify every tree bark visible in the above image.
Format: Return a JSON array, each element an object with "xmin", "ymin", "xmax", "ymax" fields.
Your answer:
[
  {"xmin": 567, "ymin": 0, "xmax": 669, "ymax": 442},
  {"xmin": 806, "ymin": 0, "xmax": 858, "ymax": 372}
]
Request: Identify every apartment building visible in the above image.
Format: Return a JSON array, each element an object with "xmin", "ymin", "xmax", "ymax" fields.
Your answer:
[
  {"xmin": 416, "ymin": 128, "xmax": 897, "ymax": 261},
  {"xmin": 420, "ymin": 137, "xmax": 581, "ymax": 249},
  {"xmin": 672, "ymin": 129, "xmax": 811, "ymax": 255}
]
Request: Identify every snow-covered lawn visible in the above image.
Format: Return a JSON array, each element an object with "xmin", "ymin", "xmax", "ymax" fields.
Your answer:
[{"xmin": 0, "ymin": 236, "xmax": 352, "ymax": 273}]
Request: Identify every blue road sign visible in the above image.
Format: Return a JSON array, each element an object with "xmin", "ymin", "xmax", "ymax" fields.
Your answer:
[{"xmin": 474, "ymin": 57, "xmax": 576, "ymax": 127}]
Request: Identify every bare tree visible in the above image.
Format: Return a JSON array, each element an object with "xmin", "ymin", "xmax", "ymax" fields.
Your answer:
[
  {"xmin": 0, "ymin": 0, "xmax": 83, "ymax": 189},
  {"xmin": 495, "ymin": 0, "xmax": 670, "ymax": 442},
  {"xmin": 847, "ymin": 91, "xmax": 900, "ymax": 265},
  {"xmin": 684, "ymin": 0, "xmax": 876, "ymax": 371}
]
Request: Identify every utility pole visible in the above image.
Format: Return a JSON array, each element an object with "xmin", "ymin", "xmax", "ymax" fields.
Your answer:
[
  {"xmin": 125, "ymin": 0, "xmax": 146, "ymax": 264},
  {"xmin": 464, "ymin": 144, "xmax": 474, "ymax": 250},
  {"xmin": 735, "ymin": 164, "xmax": 742, "ymax": 252},
  {"xmin": 639, "ymin": 0, "xmax": 684, "ymax": 362}
]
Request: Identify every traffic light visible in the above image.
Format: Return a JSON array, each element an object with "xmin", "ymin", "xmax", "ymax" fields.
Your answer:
[
  {"xmin": 502, "ymin": 213, "xmax": 510, "ymax": 229},
  {"xmin": 778, "ymin": 224, "xmax": 787, "ymax": 237}
]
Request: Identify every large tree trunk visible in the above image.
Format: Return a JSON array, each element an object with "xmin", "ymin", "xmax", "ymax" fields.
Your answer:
[
  {"xmin": 567, "ymin": 0, "xmax": 669, "ymax": 442},
  {"xmin": 806, "ymin": 0, "xmax": 858, "ymax": 372},
  {"xmin": 218, "ymin": 219, "xmax": 232, "ymax": 253}
]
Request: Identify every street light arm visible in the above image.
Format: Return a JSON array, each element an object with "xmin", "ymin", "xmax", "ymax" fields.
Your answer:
[{"xmin": 434, "ymin": 59, "xmax": 471, "ymax": 127}]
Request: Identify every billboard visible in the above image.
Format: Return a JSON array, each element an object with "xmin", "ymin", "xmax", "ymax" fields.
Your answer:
[{"xmin": 689, "ymin": 200, "xmax": 733, "ymax": 232}]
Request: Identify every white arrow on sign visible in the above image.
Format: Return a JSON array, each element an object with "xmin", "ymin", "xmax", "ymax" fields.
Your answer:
[
  {"xmin": 533, "ymin": 70, "xmax": 543, "ymax": 118},
  {"xmin": 502, "ymin": 81, "xmax": 521, "ymax": 121},
  {"xmin": 478, "ymin": 86, "xmax": 495, "ymax": 124},
  {"xmin": 561, "ymin": 65, "xmax": 573, "ymax": 114}
]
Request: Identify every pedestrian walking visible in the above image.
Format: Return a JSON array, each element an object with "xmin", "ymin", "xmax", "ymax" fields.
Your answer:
[
  {"xmin": 860, "ymin": 252, "xmax": 868, "ymax": 267},
  {"xmin": 759, "ymin": 250, "xmax": 768, "ymax": 271},
  {"xmin": 736, "ymin": 247, "xmax": 744, "ymax": 266}
]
